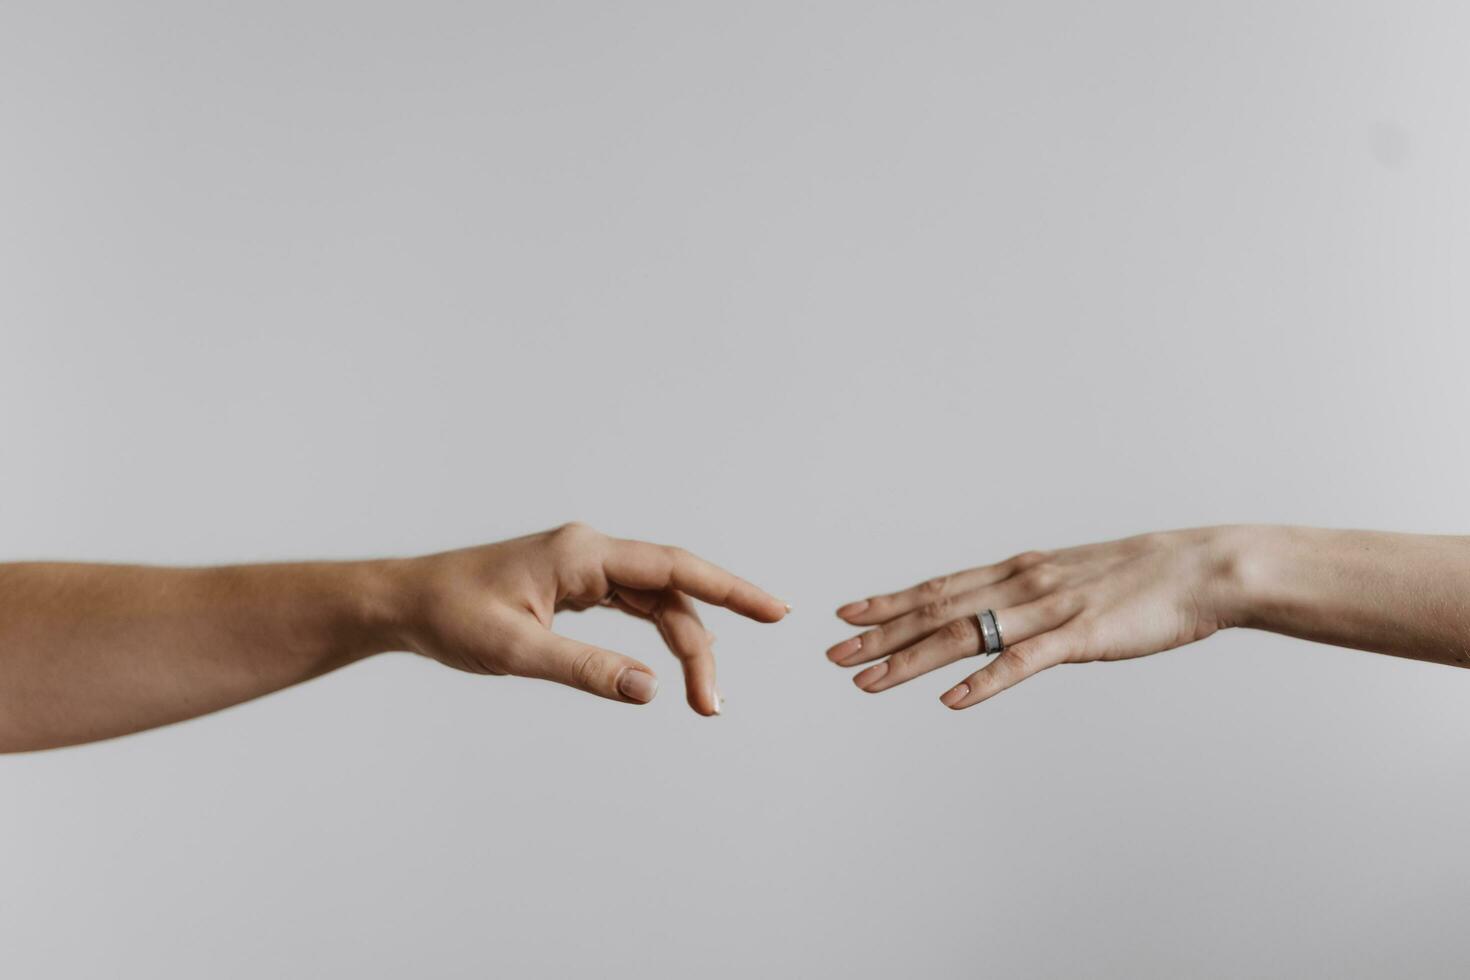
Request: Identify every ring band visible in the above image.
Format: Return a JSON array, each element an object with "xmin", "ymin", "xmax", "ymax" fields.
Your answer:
[
  {"xmin": 975, "ymin": 611, "xmax": 996, "ymax": 654},
  {"xmin": 976, "ymin": 609, "xmax": 1004, "ymax": 655}
]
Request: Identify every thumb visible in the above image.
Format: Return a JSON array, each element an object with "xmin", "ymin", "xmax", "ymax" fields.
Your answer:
[{"xmin": 525, "ymin": 630, "xmax": 661, "ymax": 705}]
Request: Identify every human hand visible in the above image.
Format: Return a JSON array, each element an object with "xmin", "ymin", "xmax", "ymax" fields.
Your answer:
[
  {"xmin": 391, "ymin": 523, "xmax": 788, "ymax": 715},
  {"xmin": 827, "ymin": 527, "xmax": 1241, "ymax": 709}
]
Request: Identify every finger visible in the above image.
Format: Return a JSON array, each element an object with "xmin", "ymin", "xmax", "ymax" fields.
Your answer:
[
  {"xmin": 599, "ymin": 587, "xmax": 721, "ymax": 715},
  {"xmin": 940, "ymin": 625, "xmax": 1082, "ymax": 709},
  {"xmin": 835, "ymin": 551, "xmax": 1047, "ymax": 625},
  {"xmin": 603, "ymin": 539, "xmax": 788, "ymax": 622},
  {"xmin": 826, "ymin": 575, "xmax": 1043, "ymax": 667},
  {"xmin": 604, "ymin": 585, "xmax": 662, "ymax": 620},
  {"xmin": 649, "ymin": 590, "xmax": 721, "ymax": 716},
  {"xmin": 517, "ymin": 626, "xmax": 661, "ymax": 705},
  {"xmin": 854, "ymin": 591, "xmax": 1080, "ymax": 693}
]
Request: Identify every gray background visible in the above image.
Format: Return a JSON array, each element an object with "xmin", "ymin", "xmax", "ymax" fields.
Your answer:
[{"xmin": 3, "ymin": 1, "xmax": 1469, "ymax": 976}]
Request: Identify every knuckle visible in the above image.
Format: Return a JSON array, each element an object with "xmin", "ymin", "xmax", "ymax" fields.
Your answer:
[
  {"xmin": 886, "ymin": 650, "xmax": 913, "ymax": 678},
  {"xmin": 1042, "ymin": 590, "xmax": 1076, "ymax": 619},
  {"xmin": 920, "ymin": 576, "xmax": 949, "ymax": 598},
  {"xmin": 1011, "ymin": 550, "xmax": 1050, "ymax": 571},
  {"xmin": 1020, "ymin": 563, "xmax": 1059, "ymax": 593},
  {"xmin": 549, "ymin": 521, "xmax": 598, "ymax": 550},
  {"xmin": 1012, "ymin": 636, "xmax": 1060, "ymax": 674},
  {"xmin": 919, "ymin": 597, "xmax": 953, "ymax": 623},
  {"xmin": 652, "ymin": 545, "xmax": 684, "ymax": 580},
  {"xmin": 1007, "ymin": 643, "xmax": 1040, "ymax": 674},
  {"xmin": 940, "ymin": 616, "xmax": 977, "ymax": 647},
  {"xmin": 571, "ymin": 648, "xmax": 601, "ymax": 689}
]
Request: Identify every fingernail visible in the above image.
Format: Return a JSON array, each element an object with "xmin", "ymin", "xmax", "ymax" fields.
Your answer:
[
  {"xmin": 783, "ymin": 601, "xmax": 793, "ymax": 613},
  {"xmin": 711, "ymin": 686, "xmax": 723, "ymax": 715},
  {"xmin": 826, "ymin": 636, "xmax": 862, "ymax": 663},
  {"xmin": 854, "ymin": 661, "xmax": 888, "ymax": 690},
  {"xmin": 617, "ymin": 668, "xmax": 659, "ymax": 703},
  {"xmin": 837, "ymin": 600, "xmax": 869, "ymax": 619},
  {"xmin": 941, "ymin": 683, "xmax": 969, "ymax": 708}
]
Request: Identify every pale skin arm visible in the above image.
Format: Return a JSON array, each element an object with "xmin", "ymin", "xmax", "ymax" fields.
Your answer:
[
  {"xmin": 0, "ymin": 523, "xmax": 788, "ymax": 752},
  {"xmin": 826, "ymin": 525, "xmax": 1470, "ymax": 709}
]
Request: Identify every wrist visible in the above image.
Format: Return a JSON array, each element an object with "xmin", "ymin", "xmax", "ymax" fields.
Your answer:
[
  {"xmin": 347, "ymin": 557, "xmax": 421, "ymax": 656},
  {"xmin": 1201, "ymin": 524, "xmax": 1283, "ymax": 631}
]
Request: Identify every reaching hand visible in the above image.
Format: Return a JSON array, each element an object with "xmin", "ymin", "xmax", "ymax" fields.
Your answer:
[
  {"xmin": 396, "ymin": 523, "xmax": 789, "ymax": 714},
  {"xmin": 827, "ymin": 528, "xmax": 1237, "ymax": 709}
]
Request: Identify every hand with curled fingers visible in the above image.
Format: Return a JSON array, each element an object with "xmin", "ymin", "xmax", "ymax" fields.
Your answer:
[
  {"xmin": 399, "ymin": 522, "xmax": 788, "ymax": 715},
  {"xmin": 828, "ymin": 528, "xmax": 1235, "ymax": 709}
]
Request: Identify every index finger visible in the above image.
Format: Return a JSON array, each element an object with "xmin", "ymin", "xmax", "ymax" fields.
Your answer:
[
  {"xmin": 836, "ymin": 551, "xmax": 1046, "ymax": 625},
  {"xmin": 602, "ymin": 539, "xmax": 788, "ymax": 623}
]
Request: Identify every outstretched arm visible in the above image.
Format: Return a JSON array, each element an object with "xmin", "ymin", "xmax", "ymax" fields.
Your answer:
[
  {"xmin": 0, "ymin": 523, "xmax": 788, "ymax": 752},
  {"xmin": 827, "ymin": 525, "xmax": 1470, "ymax": 709}
]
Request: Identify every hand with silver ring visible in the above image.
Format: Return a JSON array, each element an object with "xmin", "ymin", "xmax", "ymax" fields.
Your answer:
[
  {"xmin": 830, "ymin": 524, "xmax": 1470, "ymax": 711},
  {"xmin": 826, "ymin": 528, "xmax": 1236, "ymax": 709}
]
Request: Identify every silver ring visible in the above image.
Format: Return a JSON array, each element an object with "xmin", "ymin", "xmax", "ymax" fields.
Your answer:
[
  {"xmin": 976, "ymin": 609, "xmax": 1004, "ymax": 655},
  {"xmin": 974, "ymin": 611, "xmax": 996, "ymax": 654}
]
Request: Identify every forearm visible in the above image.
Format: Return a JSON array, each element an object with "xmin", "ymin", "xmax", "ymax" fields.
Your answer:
[
  {"xmin": 1218, "ymin": 525, "xmax": 1470, "ymax": 666},
  {"xmin": 0, "ymin": 560, "xmax": 405, "ymax": 752}
]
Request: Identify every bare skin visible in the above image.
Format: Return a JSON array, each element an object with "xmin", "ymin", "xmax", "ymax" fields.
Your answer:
[
  {"xmin": 827, "ymin": 525, "xmax": 1470, "ymax": 709},
  {"xmin": 0, "ymin": 523, "xmax": 788, "ymax": 753}
]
